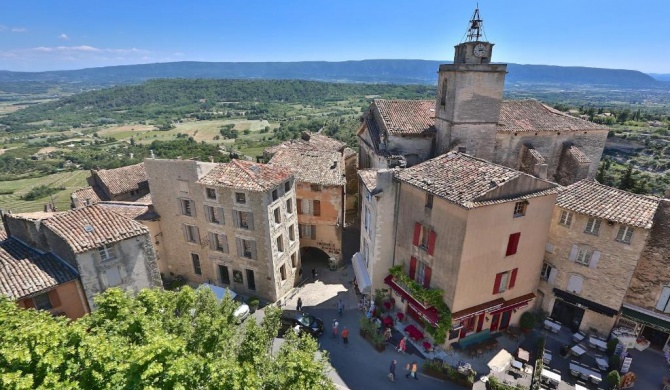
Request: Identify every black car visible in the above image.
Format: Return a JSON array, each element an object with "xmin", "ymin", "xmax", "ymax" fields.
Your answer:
[{"xmin": 279, "ymin": 311, "xmax": 325, "ymax": 337}]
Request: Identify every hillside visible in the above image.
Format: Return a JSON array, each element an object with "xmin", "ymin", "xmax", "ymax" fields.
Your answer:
[{"xmin": 0, "ymin": 60, "xmax": 664, "ymax": 89}]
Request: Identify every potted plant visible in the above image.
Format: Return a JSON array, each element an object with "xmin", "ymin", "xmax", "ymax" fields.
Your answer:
[
  {"xmin": 247, "ymin": 296, "xmax": 260, "ymax": 313},
  {"xmin": 606, "ymin": 370, "xmax": 621, "ymax": 390},
  {"xmin": 519, "ymin": 311, "xmax": 536, "ymax": 333},
  {"xmin": 607, "ymin": 337, "xmax": 620, "ymax": 355}
]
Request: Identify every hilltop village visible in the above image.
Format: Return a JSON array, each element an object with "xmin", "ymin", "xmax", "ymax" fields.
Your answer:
[{"xmin": 1, "ymin": 8, "xmax": 668, "ymax": 390}]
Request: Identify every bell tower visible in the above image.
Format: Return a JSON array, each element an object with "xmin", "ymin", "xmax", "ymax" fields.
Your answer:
[{"xmin": 434, "ymin": 7, "xmax": 507, "ymax": 160}]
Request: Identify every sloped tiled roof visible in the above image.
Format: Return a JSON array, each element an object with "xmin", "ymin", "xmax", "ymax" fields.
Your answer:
[
  {"xmin": 197, "ymin": 160, "xmax": 292, "ymax": 192},
  {"xmin": 359, "ymin": 112, "xmax": 389, "ymax": 156},
  {"xmin": 557, "ymin": 180, "xmax": 660, "ymax": 229},
  {"xmin": 264, "ymin": 133, "xmax": 346, "ymax": 155},
  {"xmin": 94, "ymin": 163, "xmax": 148, "ymax": 196},
  {"xmin": 373, "ymin": 99, "xmax": 436, "ymax": 135},
  {"xmin": 498, "ymin": 100, "xmax": 609, "ymax": 132},
  {"xmin": 358, "ymin": 169, "xmax": 379, "ymax": 192},
  {"xmin": 97, "ymin": 201, "xmax": 158, "ymax": 221},
  {"xmin": 35, "ymin": 205, "xmax": 149, "ymax": 253},
  {"xmin": 0, "ymin": 237, "xmax": 78, "ymax": 300},
  {"xmin": 71, "ymin": 186, "xmax": 104, "ymax": 206},
  {"xmin": 269, "ymin": 149, "xmax": 344, "ymax": 186},
  {"xmin": 396, "ymin": 153, "xmax": 557, "ymax": 209},
  {"xmin": 566, "ymin": 145, "xmax": 592, "ymax": 163},
  {"xmin": 135, "ymin": 193, "xmax": 153, "ymax": 203}
]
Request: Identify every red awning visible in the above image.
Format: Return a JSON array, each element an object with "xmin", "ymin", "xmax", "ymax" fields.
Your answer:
[
  {"xmin": 451, "ymin": 298, "xmax": 505, "ymax": 321},
  {"xmin": 384, "ymin": 275, "xmax": 439, "ymax": 327},
  {"xmin": 489, "ymin": 293, "xmax": 536, "ymax": 315}
]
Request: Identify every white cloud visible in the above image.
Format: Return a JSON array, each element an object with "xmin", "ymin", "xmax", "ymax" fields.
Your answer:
[
  {"xmin": 33, "ymin": 45, "xmax": 102, "ymax": 53},
  {"xmin": 11, "ymin": 27, "xmax": 27, "ymax": 33},
  {"xmin": 58, "ymin": 33, "xmax": 69, "ymax": 40}
]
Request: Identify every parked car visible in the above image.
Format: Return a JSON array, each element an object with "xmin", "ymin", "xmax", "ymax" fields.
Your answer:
[
  {"xmin": 279, "ymin": 310, "xmax": 324, "ymax": 337},
  {"xmin": 196, "ymin": 283, "xmax": 250, "ymax": 323}
]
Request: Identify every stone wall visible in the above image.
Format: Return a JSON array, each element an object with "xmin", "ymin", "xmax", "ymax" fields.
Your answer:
[{"xmin": 296, "ymin": 183, "xmax": 342, "ymax": 264}]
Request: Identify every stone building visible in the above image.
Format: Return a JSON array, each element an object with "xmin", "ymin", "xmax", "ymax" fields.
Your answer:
[
  {"xmin": 537, "ymin": 180, "xmax": 660, "ymax": 335},
  {"xmin": 71, "ymin": 162, "xmax": 150, "ymax": 208},
  {"xmin": 3, "ymin": 205, "xmax": 161, "ymax": 310},
  {"xmin": 0, "ymin": 228, "xmax": 88, "ymax": 319},
  {"xmin": 357, "ymin": 11, "xmax": 608, "ymax": 185},
  {"xmin": 268, "ymin": 148, "xmax": 346, "ymax": 266},
  {"xmin": 144, "ymin": 158, "xmax": 299, "ymax": 302},
  {"xmin": 619, "ymin": 199, "xmax": 670, "ymax": 351},
  {"xmin": 386, "ymin": 152, "xmax": 558, "ymax": 347}
]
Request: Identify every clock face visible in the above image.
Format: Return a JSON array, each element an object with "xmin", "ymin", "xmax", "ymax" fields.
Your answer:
[{"xmin": 473, "ymin": 43, "xmax": 487, "ymax": 58}]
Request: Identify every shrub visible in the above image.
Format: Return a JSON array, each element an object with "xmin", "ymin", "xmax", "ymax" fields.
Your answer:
[
  {"xmin": 21, "ymin": 185, "xmax": 65, "ymax": 201},
  {"xmin": 607, "ymin": 370, "xmax": 621, "ymax": 389},
  {"xmin": 519, "ymin": 311, "xmax": 536, "ymax": 331},
  {"xmin": 607, "ymin": 337, "xmax": 620, "ymax": 355}
]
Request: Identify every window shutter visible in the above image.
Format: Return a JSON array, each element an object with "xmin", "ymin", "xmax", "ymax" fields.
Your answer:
[
  {"xmin": 427, "ymin": 230, "xmax": 437, "ymax": 256},
  {"xmin": 311, "ymin": 225, "xmax": 317, "ymax": 240},
  {"xmin": 233, "ymin": 211, "xmax": 240, "ymax": 228},
  {"xmin": 656, "ymin": 287, "xmax": 670, "ymax": 311},
  {"xmin": 509, "ymin": 268, "xmax": 518, "ymax": 289},
  {"xmin": 236, "ymin": 238, "xmax": 243, "ymax": 257},
  {"xmin": 493, "ymin": 273, "xmax": 503, "ymax": 294},
  {"xmin": 247, "ymin": 213, "xmax": 255, "ymax": 230},
  {"xmin": 545, "ymin": 242, "xmax": 554, "ymax": 253},
  {"xmin": 217, "ymin": 208, "xmax": 225, "ymax": 225},
  {"xmin": 221, "ymin": 234, "xmax": 229, "ymax": 253},
  {"xmin": 193, "ymin": 227, "xmax": 200, "ymax": 244},
  {"xmin": 409, "ymin": 257, "xmax": 417, "ymax": 279},
  {"xmin": 506, "ymin": 233, "xmax": 521, "ymax": 256},
  {"xmin": 48, "ymin": 289, "xmax": 61, "ymax": 307},
  {"xmin": 548, "ymin": 268, "xmax": 558, "ymax": 285},
  {"xmin": 208, "ymin": 232, "xmax": 216, "ymax": 250},
  {"xmin": 189, "ymin": 200, "xmax": 196, "ymax": 217},
  {"xmin": 412, "ymin": 223, "xmax": 421, "ymax": 246},
  {"xmin": 250, "ymin": 241, "xmax": 257, "ymax": 260},
  {"xmin": 588, "ymin": 251, "xmax": 601, "ymax": 269},
  {"xmin": 313, "ymin": 200, "xmax": 321, "ymax": 216},
  {"xmin": 182, "ymin": 224, "xmax": 188, "ymax": 241},
  {"xmin": 568, "ymin": 244, "xmax": 579, "ymax": 261},
  {"xmin": 24, "ymin": 299, "xmax": 35, "ymax": 309},
  {"xmin": 423, "ymin": 266, "xmax": 432, "ymax": 288},
  {"xmin": 297, "ymin": 199, "xmax": 303, "ymax": 214}
]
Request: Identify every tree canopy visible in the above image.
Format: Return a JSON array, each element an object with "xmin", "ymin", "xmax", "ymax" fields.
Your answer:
[{"xmin": 0, "ymin": 288, "xmax": 335, "ymax": 390}]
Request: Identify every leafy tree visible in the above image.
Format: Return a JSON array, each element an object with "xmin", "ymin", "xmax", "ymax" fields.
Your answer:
[
  {"xmin": 618, "ymin": 164, "xmax": 636, "ymax": 191},
  {"xmin": 0, "ymin": 288, "xmax": 335, "ymax": 390}
]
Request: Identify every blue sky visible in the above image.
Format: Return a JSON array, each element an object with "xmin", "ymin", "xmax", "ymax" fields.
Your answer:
[{"xmin": 1, "ymin": 0, "xmax": 669, "ymax": 73}]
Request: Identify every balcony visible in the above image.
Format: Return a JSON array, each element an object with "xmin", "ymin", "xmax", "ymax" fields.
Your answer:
[{"xmin": 384, "ymin": 274, "xmax": 439, "ymax": 327}]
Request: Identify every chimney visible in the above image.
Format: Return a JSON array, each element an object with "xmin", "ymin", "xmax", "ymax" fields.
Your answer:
[
  {"xmin": 537, "ymin": 164, "xmax": 548, "ymax": 180},
  {"xmin": 376, "ymin": 169, "xmax": 394, "ymax": 191},
  {"xmin": 458, "ymin": 146, "xmax": 467, "ymax": 153}
]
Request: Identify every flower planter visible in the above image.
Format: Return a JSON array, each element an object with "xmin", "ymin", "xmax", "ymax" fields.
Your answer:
[
  {"xmin": 423, "ymin": 367, "xmax": 449, "ymax": 381},
  {"xmin": 360, "ymin": 329, "xmax": 385, "ymax": 352}
]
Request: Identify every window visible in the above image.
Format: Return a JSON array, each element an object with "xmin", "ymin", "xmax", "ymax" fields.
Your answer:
[
  {"xmin": 656, "ymin": 286, "xmax": 670, "ymax": 313},
  {"xmin": 493, "ymin": 268, "xmax": 518, "ymax": 294},
  {"xmin": 408, "ymin": 257, "xmax": 432, "ymax": 288},
  {"xmin": 178, "ymin": 179, "xmax": 189, "ymax": 193},
  {"xmin": 272, "ymin": 189, "xmax": 278, "ymax": 201},
  {"xmin": 180, "ymin": 198, "xmax": 195, "ymax": 217},
  {"xmin": 425, "ymin": 194, "xmax": 434, "ymax": 209},
  {"xmin": 208, "ymin": 232, "xmax": 229, "ymax": 253},
  {"xmin": 584, "ymin": 218, "xmax": 601, "ymax": 235},
  {"xmin": 235, "ymin": 192, "xmax": 246, "ymax": 204},
  {"xmin": 98, "ymin": 244, "xmax": 117, "ymax": 261},
  {"xmin": 183, "ymin": 224, "xmax": 200, "ymax": 244},
  {"xmin": 288, "ymin": 224, "xmax": 296, "ymax": 241},
  {"xmin": 291, "ymin": 252, "xmax": 298, "ymax": 268},
  {"xmin": 420, "ymin": 225, "xmax": 430, "ymax": 248},
  {"xmin": 566, "ymin": 274, "xmax": 584, "ymax": 294},
  {"xmin": 191, "ymin": 253, "xmax": 202, "ymax": 276},
  {"xmin": 559, "ymin": 210, "xmax": 573, "ymax": 227},
  {"xmin": 205, "ymin": 188, "xmax": 217, "ymax": 200},
  {"xmin": 506, "ymin": 233, "xmax": 521, "ymax": 256},
  {"xmin": 576, "ymin": 248, "xmax": 590, "ymax": 265},
  {"xmin": 280, "ymin": 264, "xmax": 287, "ymax": 281},
  {"xmin": 412, "ymin": 223, "xmax": 436, "ymax": 255},
  {"xmin": 237, "ymin": 238, "xmax": 257, "ymax": 260},
  {"xmin": 246, "ymin": 269, "xmax": 256, "ymax": 290},
  {"xmin": 105, "ymin": 267, "xmax": 122, "ymax": 287},
  {"xmin": 284, "ymin": 181, "xmax": 291, "ymax": 192},
  {"xmin": 32, "ymin": 293, "xmax": 53, "ymax": 310},
  {"xmin": 235, "ymin": 211, "xmax": 254, "ymax": 230},
  {"xmin": 219, "ymin": 264, "xmax": 230, "ymax": 285},
  {"xmin": 232, "ymin": 270, "xmax": 243, "ymax": 284},
  {"xmin": 286, "ymin": 199, "xmax": 293, "ymax": 214},
  {"xmin": 616, "ymin": 225, "xmax": 634, "ymax": 244},
  {"xmin": 540, "ymin": 263, "xmax": 554, "ymax": 281},
  {"xmin": 513, "ymin": 201, "xmax": 527, "ymax": 218},
  {"xmin": 298, "ymin": 199, "xmax": 320, "ymax": 216},
  {"xmin": 440, "ymin": 79, "xmax": 448, "ymax": 107},
  {"xmin": 568, "ymin": 244, "xmax": 601, "ymax": 268},
  {"xmin": 273, "ymin": 208, "xmax": 281, "ymax": 224},
  {"xmin": 310, "ymin": 184, "xmax": 322, "ymax": 192},
  {"xmin": 205, "ymin": 205, "xmax": 224, "ymax": 225},
  {"xmin": 299, "ymin": 224, "xmax": 316, "ymax": 240},
  {"xmin": 276, "ymin": 235, "xmax": 284, "ymax": 253}
]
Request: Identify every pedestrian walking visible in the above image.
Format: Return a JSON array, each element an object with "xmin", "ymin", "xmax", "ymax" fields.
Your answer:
[
  {"xmin": 388, "ymin": 359, "xmax": 397, "ymax": 381},
  {"xmin": 312, "ymin": 267, "xmax": 317, "ymax": 280},
  {"xmin": 397, "ymin": 336, "xmax": 407, "ymax": 354},
  {"xmin": 341, "ymin": 327, "xmax": 349, "ymax": 345},
  {"xmin": 405, "ymin": 361, "xmax": 418, "ymax": 380},
  {"xmin": 296, "ymin": 297, "xmax": 303, "ymax": 312},
  {"xmin": 383, "ymin": 327, "xmax": 392, "ymax": 343},
  {"xmin": 331, "ymin": 319, "xmax": 339, "ymax": 341},
  {"xmin": 337, "ymin": 298, "xmax": 344, "ymax": 316}
]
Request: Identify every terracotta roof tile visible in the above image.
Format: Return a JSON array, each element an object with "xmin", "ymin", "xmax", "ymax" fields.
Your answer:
[
  {"xmin": 373, "ymin": 99, "xmax": 436, "ymax": 135},
  {"xmin": 71, "ymin": 186, "xmax": 103, "ymax": 206},
  {"xmin": 197, "ymin": 160, "xmax": 292, "ymax": 192},
  {"xmin": 557, "ymin": 180, "xmax": 660, "ymax": 229},
  {"xmin": 97, "ymin": 202, "xmax": 157, "ymax": 221},
  {"xmin": 358, "ymin": 169, "xmax": 379, "ymax": 192},
  {"xmin": 11, "ymin": 205, "xmax": 150, "ymax": 254},
  {"xmin": 264, "ymin": 133, "xmax": 346, "ymax": 155},
  {"xmin": 396, "ymin": 153, "xmax": 558, "ymax": 209},
  {"xmin": 94, "ymin": 163, "xmax": 148, "ymax": 196},
  {"xmin": 498, "ymin": 100, "xmax": 609, "ymax": 132},
  {"xmin": 567, "ymin": 146, "xmax": 592, "ymax": 163},
  {"xmin": 0, "ymin": 237, "xmax": 78, "ymax": 300},
  {"xmin": 269, "ymin": 149, "xmax": 345, "ymax": 186}
]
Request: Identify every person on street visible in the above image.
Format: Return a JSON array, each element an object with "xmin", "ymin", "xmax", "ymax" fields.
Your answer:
[
  {"xmin": 388, "ymin": 359, "xmax": 397, "ymax": 381},
  {"xmin": 312, "ymin": 268, "xmax": 317, "ymax": 280},
  {"xmin": 383, "ymin": 327, "xmax": 392, "ymax": 343},
  {"xmin": 397, "ymin": 337, "xmax": 407, "ymax": 354},
  {"xmin": 405, "ymin": 361, "xmax": 418, "ymax": 380},
  {"xmin": 296, "ymin": 297, "xmax": 303, "ymax": 312},
  {"xmin": 341, "ymin": 327, "xmax": 349, "ymax": 345},
  {"xmin": 332, "ymin": 319, "xmax": 339, "ymax": 341},
  {"xmin": 337, "ymin": 299, "xmax": 344, "ymax": 316}
]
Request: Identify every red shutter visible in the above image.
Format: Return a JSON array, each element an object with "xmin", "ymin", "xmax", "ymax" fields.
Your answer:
[
  {"xmin": 48, "ymin": 289, "xmax": 62, "ymax": 307},
  {"xmin": 313, "ymin": 200, "xmax": 321, "ymax": 216},
  {"xmin": 427, "ymin": 230, "xmax": 437, "ymax": 255},
  {"xmin": 506, "ymin": 232, "xmax": 521, "ymax": 256},
  {"xmin": 24, "ymin": 298, "xmax": 35, "ymax": 309},
  {"xmin": 423, "ymin": 266, "xmax": 432, "ymax": 288},
  {"xmin": 409, "ymin": 257, "xmax": 417, "ymax": 279},
  {"xmin": 493, "ymin": 273, "xmax": 503, "ymax": 294},
  {"xmin": 412, "ymin": 223, "xmax": 421, "ymax": 246},
  {"xmin": 297, "ymin": 199, "xmax": 303, "ymax": 214},
  {"xmin": 509, "ymin": 268, "xmax": 518, "ymax": 289}
]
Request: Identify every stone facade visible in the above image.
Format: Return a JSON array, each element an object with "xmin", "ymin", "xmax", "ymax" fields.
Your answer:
[
  {"xmin": 17, "ymin": 280, "xmax": 88, "ymax": 320},
  {"xmin": 295, "ymin": 183, "xmax": 342, "ymax": 265}
]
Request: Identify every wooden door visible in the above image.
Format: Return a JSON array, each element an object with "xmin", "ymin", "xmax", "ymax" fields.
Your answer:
[{"xmin": 490, "ymin": 313, "xmax": 501, "ymax": 331}]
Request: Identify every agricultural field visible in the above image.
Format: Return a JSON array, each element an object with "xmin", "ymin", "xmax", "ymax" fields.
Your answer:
[{"xmin": 0, "ymin": 170, "xmax": 89, "ymax": 213}]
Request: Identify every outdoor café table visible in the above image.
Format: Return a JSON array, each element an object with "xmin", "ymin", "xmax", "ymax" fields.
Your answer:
[
  {"xmin": 569, "ymin": 362, "xmax": 602, "ymax": 383},
  {"xmin": 517, "ymin": 348, "xmax": 530, "ymax": 363},
  {"xmin": 595, "ymin": 356, "xmax": 608, "ymax": 371},
  {"xmin": 540, "ymin": 368, "xmax": 561, "ymax": 385},
  {"xmin": 588, "ymin": 337, "xmax": 608, "ymax": 351},
  {"xmin": 382, "ymin": 316, "xmax": 394, "ymax": 328},
  {"xmin": 543, "ymin": 319, "xmax": 561, "ymax": 333},
  {"xmin": 511, "ymin": 360, "xmax": 523, "ymax": 370},
  {"xmin": 572, "ymin": 332, "xmax": 585, "ymax": 343},
  {"xmin": 570, "ymin": 344, "xmax": 586, "ymax": 357}
]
